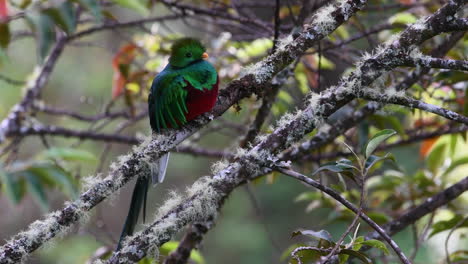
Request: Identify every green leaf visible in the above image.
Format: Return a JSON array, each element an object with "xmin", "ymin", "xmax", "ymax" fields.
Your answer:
[
  {"xmin": 366, "ymin": 212, "xmax": 390, "ymax": 225},
  {"xmin": 340, "ymin": 236, "xmax": 366, "ymax": 263},
  {"xmin": 40, "ymin": 147, "xmax": 97, "ymax": 163},
  {"xmin": 0, "ymin": 23, "xmax": 10, "ymax": 48},
  {"xmin": 291, "ymin": 229, "xmax": 333, "ymax": 243},
  {"xmin": 23, "ymin": 171, "xmax": 49, "ymax": 212},
  {"xmin": 28, "ymin": 165, "xmax": 78, "ymax": 199},
  {"xmin": 43, "ymin": 2, "xmax": 76, "ymax": 34},
  {"xmin": 27, "ymin": 13, "xmax": 56, "ymax": 62},
  {"xmin": 339, "ymin": 249, "xmax": 372, "ymax": 264},
  {"xmin": 365, "ymin": 153, "xmax": 396, "ymax": 170},
  {"xmin": 281, "ymin": 244, "xmax": 321, "ymax": 264},
  {"xmin": 236, "ymin": 38, "xmax": 273, "ymax": 60},
  {"xmin": 426, "ymin": 143, "xmax": 446, "ymax": 172},
  {"xmin": 19, "ymin": 0, "xmax": 32, "ymax": 9},
  {"xmin": 109, "ymin": 0, "xmax": 149, "ymax": 16},
  {"xmin": 352, "ymin": 236, "xmax": 365, "ymax": 251},
  {"xmin": 435, "ymin": 71, "xmax": 468, "ymax": 84},
  {"xmin": 443, "ymin": 156, "xmax": 468, "ymax": 176},
  {"xmin": 388, "ymin": 12, "xmax": 417, "ymax": 25},
  {"xmin": 295, "ymin": 192, "xmax": 321, "ymax": 202},
  {"xmin": 312, "ymin": 160, "xmax": 357, "ymax": 176},
  {"xmin": 365, "ymin": 129, "xmax": 396, "ymax": 158},
  {"xmin": 449, "ymin": 134, "xmax": 457, "ymax": 157},
  {"xmin": 413, "ymin": 170, "xmax": 435, "ymax": 189},
  {"xmin": 75, "ymin": 0, "xmax": 103, "ymax": 22},
  {"xmin": 429, "ymin": 215, "xmax": 468, "ymax": 238},
  {"xmin": 358, "ymin": 121, "xmax": 369, "ymax": 152},
  {"xmin": 137, "ymin": 258, "xmax": 152, "ymax": 264},
  {"xmin": 370, "ymin": 115, "xmax": 405, "ymax": 136},
  {"xmin": 278, "ymin": 90, "xmax": 293, "ymax": 104},
  {"xmin": 336, "ymin": 158, "xmax": 359, "ymax": 170},
  {"xmin": 160, "ymin": 241, "xmax": 205, "ymax": 264},
  {"xmin": 0, "ymin": 166, "xmax": 22, "ymax": 204},
  {"xmin": 358, "ymin": 239, "xmax": 390, "ymax": 255},
  {"xmin": 450, "ymin": 250, "xmax": 468, "ymax": 262},
  {"xmin": 313, "ymin": 54, "xmax": 335, "ymax": 70}
]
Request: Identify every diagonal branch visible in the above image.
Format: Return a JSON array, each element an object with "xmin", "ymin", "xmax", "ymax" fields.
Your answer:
[
  {"xmin": 403, "ymin": 56, "xmax": 468, "ymax": 71},
  {"xmin": 0, "ymin": 37, "xmax": 67, "ymax": 143},
  {"xmin": 360, "ymin": 93, "xmax": 468, "ymax": 125},
  {"xmin": 278, "ymin": 168, "xmax": 410, "ymax": 264},
  {"xmin": 366, "ymin": 176, "xmax": 468, "ymax": 240},
  {"xmin": 281, "ymin": 31, "xmax": 465, "ymax": 162}
]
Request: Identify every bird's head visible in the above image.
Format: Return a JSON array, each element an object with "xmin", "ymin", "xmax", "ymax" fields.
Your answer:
[{"xmin": 169, "ymin": 38, "xmax": 209, "ymax": 68}]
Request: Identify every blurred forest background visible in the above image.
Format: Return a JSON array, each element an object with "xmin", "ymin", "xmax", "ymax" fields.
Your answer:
[{"xmin": 0, "ymin": 0, "xmax": 467, "ymax": 263}]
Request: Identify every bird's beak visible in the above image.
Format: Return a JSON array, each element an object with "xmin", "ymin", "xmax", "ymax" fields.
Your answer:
[{"xmin": 202, "ymin": 52, "xmax": 209, "ymax": 59}]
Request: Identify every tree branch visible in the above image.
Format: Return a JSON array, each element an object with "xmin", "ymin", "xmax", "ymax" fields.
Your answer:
[
  {"xmin": 360, "ymin": 93, "xmax": 468, "ymax": 125},
  {"xmin": 5, "ymin": 125, "xmax": 140, "ymax": 145},
  {"xmin": 366, "ymin": 176, "xmax": 468, "ymax": 240},
  {"xmin": 0, "ymin": 37, "xmax": 67, "ymax": 143},
  {"xmin": 277, "ymin": 168, "xmax": 410, "ymax": 264},
  {"xmin": 403, "ymin": 56, "xmax": 468, "ymax": 71}
]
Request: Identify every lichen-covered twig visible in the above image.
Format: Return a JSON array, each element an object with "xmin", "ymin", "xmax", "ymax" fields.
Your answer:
[
  {"xmin": 162, "ymin": 222, "xmax": 212, "ymax": 264},
  {"xmin": 160, "ymin": 0, "xmax": 274, "ymax": 34},
  {"xmin": 299, "ymin": 125, "xmax": 468, "ymax": 162},
  {"xmin": 403, "ymin": 57, "xmax": 468, "ymax": 72},
  {"xmin": 282, "ymin": 31, "xmax": 466, "ymax": 162},
  {"xmin": 0, "ymin": 74, "xmax": 25, "ymax": 86},
  {"xmin": 359, "ymin": 93, "xmax": 468, "ymax": 125},
  {"xmin": 0, "ymin": 37, "xmax": 67, "ymax": 143},
  {"xmin": 5, "ymin": 124, "xmax": 141, "ymax": 145}
]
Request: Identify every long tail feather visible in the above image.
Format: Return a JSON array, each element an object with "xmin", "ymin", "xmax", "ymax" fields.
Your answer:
[
  {"xmin": 151, "ymin": 153, "xmax": 170, "ymax": 184},
  {"xmin": 116, "ymin": 175, "xmax": 151, "ymax": 250},
  {"xmin": 117, "ymin": 154, "xmax": 171, "ymax": 250}
]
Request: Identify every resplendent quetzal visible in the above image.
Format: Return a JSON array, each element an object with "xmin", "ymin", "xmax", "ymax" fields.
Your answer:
[{"xmin": 117, "ymin": 38, "xmax": 219, "ymax": 249}]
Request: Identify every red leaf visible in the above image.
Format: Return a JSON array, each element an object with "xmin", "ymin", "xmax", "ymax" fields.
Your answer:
[
  {"xmin": 420, "ymin": 137, "xmax": 439, "ymax": 158},
  {"xmin": 0, "ymin": 0, "xmax": 8, "ymax": 20},
  {"xmin": 112, "ymin": 72, "xmax": 126, "ymax": 99},
  {"xmin": 111, "ymin": 43, "xmax": 138, "ymax": 99},
  {"xmin": 112, "ymin": 43, "xmax": 138, "ymax": 69}
]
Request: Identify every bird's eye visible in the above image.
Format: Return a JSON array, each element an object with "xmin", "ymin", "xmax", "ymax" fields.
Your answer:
[{"xmin": 185, "ymin": 52, "xmax": 192, "ymax": 58}]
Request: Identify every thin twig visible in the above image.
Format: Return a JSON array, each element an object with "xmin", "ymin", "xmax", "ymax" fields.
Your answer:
[{"xmin": 277, "ymin": 167, "xmax": 411, "ymax": 264}]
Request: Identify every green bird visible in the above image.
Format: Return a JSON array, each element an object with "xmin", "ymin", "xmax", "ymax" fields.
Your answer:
[{"xmin": 117, "ymin": 38, "xmax": 219, "ymax": 249}]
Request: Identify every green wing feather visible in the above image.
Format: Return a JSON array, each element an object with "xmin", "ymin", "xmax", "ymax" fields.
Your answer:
[
  {"xmin": 149, "ymin": 73, "xmax": 189, "ymax": 131},
  {"xmin": 149, "ymin": 61, "xmax": 217, "ymax": 132}
]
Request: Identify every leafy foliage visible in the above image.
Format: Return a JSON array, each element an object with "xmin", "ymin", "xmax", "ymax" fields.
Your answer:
[{"xmin": 0, "ymin": 147, "xmax": 95, "ymax": 211}]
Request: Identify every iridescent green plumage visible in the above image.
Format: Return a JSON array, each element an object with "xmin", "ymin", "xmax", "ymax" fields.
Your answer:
[
  {"xmin": 118, "ymin": 38, "xmax": 218, "ymax": 250},
  {"xmin": 148, "ymin": 38, "xmax": 217, "ymax": 131}
]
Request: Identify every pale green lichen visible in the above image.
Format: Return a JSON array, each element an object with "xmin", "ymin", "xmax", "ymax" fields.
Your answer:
[
  {"xmin": 340, "ymin": 0, "xmax": 354, "ymax": 20},
  {"xmin": 277, "ymin": 35, "xmax": 294, "ymax": 51},
  {"xmin": 242, "ymin": 61, "xmax": 275, "ymax": 83},
  {"xmin": 81, "ymin": 174, "xmax": 102, "ymax": 192},
  {"xmin": 312, "ymin": 3, "xmax": 337, "ymax": 33},
  {"xmin": 210, "ymin": 159, "xmax": 230, "ymax": 175},
  {"xmin": 156, "ymin": 190, "xmax": 183, "ymax": 218},
  {"xmin": 185, "ymin": 176, "xmax": 215, "ymax": 197}
]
